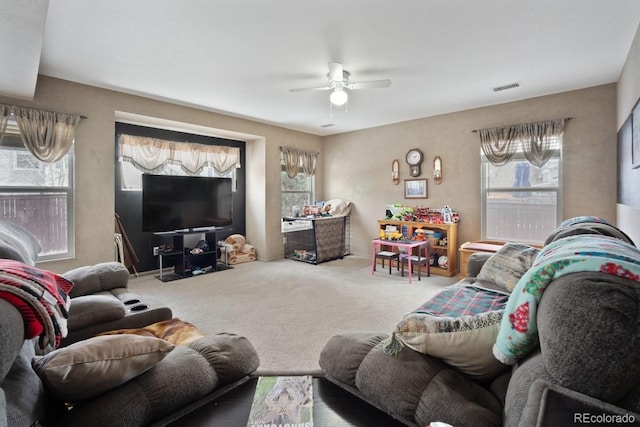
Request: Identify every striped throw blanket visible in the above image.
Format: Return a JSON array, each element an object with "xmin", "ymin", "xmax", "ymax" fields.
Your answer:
[{"xmin": 0, "ymin": 259, "xmax": 73, "ymax": 349}]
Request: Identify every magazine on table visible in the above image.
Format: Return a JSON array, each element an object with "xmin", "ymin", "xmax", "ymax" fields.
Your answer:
[{"xmin": 246, "ymin": 375, "xmax": 313, "ymax": 427}]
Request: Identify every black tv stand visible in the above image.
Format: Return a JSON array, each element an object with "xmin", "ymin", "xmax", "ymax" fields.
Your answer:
[{"xmin": 154, "ymin": 229, "xmax": 231, "ymax": 282}]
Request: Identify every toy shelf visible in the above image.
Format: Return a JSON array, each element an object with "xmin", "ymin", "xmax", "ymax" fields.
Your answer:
[{"xmin": 376, "ymin": 220, "xmax": 458, "ymax": 277}]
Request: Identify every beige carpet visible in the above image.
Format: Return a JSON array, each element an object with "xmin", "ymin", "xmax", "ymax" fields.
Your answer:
[{"xmin": 128, "ymin": 255, "xmax": 457, "ymax": 375}]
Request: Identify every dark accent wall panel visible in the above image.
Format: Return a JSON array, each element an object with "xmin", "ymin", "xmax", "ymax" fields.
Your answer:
[{"xmin": 114, "ymin": 123, "xmax": 246, "ymax": 273}]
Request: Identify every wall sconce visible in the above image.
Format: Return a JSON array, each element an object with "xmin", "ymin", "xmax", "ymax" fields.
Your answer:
[
  {"xmin": 433, "ymin": 156, "xmax": 443, "ymax": 185},
  {"xmin": 392, "ymin": 159, "xmax": 400, "ymax": 185}
]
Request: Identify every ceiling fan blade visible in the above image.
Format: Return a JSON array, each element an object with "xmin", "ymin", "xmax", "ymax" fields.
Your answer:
[
  {"xmin": 289, "ymin": 85, "xmax": 332, "ymax": 92},
  {"xmin": 328, "ymin": 62, "xmax": 343, "ymax": 83},
  {"xmin": 348, "ymin": 79, "xmax": 392, "ymax": 90}
]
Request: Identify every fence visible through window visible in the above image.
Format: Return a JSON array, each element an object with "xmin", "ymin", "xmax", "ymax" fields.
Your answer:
[{"xmin": 0, "ymin": 193, "xmax": 69, "ymax": 256}]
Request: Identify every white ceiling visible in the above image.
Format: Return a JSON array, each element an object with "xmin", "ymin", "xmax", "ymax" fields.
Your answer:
[{"xmin": 3, "ymin": 0, "xmax": 640, "ymax": 136}]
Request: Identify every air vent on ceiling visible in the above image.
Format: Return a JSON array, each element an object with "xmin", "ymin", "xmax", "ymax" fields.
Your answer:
[
  {"xmin": 492, "ymin": 82, "xmax": 521, "ymax": 92},
  {"xmin": 320, "ymin": 123, "xmax": 335, "ymax": 128}
]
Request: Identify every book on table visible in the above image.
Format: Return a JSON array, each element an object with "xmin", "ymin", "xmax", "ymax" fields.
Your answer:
[{"xmin": 246, "ymin": 375, "xmax": 313, "ymax": 427}]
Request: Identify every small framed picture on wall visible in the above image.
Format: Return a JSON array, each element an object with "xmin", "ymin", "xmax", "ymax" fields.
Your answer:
[{"xmin": 404, "ymin": 179, "xmax": 428, "ymax": 199}]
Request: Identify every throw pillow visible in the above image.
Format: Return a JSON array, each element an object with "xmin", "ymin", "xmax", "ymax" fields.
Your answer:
[
  {"xmin": 476, "ymin": 242, "xmax": 540, "ymax": 292},
  {"xmin": 32, "ymin": 334, "xmax": 174, "ymax": 402},
  {"xmin": 323, "ymin": 198, "xmax": 352, "ymax": 216},
  {"xmin": 384, "ymin": 284, "xmax": 509, "ymax": 379}
]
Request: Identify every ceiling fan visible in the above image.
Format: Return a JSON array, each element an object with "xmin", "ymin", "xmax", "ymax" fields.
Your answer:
[{"xmin": 289, "ymin": 62, "xmax": 391, "ymax": 108}]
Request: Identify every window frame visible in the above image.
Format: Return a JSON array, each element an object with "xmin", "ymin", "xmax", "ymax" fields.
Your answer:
[
  {"xmin": 0, "ymin": 123, "xmax": 75, "ymax": 262},
  {"xmin": 481, "ymin": 141, "xmax": 562, "ymax": 244},
  {"xmin": 280, "ymin": 156, "xmax": 315, "ymax": 218}
]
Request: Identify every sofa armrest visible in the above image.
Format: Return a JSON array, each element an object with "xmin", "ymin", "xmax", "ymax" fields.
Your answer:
[
  {"xmin": 518, "ymin": 379, "xmax": 640, "ymax": 427},
  {"xmin": 320, "ymin": 332, "xmax": 503, "ymax": 427},
  {"xmin": 63, "ymin": 262, "xmax": 129, "ymax": 298},
  {"xmin": 59, "ymin": 333, "xmax": 259, "ymax": 427},
  {"xmin": 466, "ymin": 252, "xmax": 492, "ymax": 278}
]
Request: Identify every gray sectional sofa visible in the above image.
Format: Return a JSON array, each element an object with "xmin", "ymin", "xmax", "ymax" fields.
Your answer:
[
  {"xmin": 320, "ymin": 218, "xmax": 640, "ymax": 426},
  {"xmin": 0, "ymin": 221, "xmax": 260, "ymax": 426}
]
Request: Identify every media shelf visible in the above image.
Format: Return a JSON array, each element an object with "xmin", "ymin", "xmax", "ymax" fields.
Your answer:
[{"xmin": 154, "ymin": 228, "xmax": 231, "ymax": 282}]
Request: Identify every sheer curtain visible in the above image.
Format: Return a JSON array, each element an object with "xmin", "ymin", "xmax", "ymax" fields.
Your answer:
[
  {"xmin": 282, "ymin": 148, "xmax": 301, "ymax": 178},
  {"xmin": 280, "ymin": 147, "xmax": 318, "ymax": 178},
  {"xmin": 10, "ymin": 105, "xmax": 82, "ymax": 163},
  {"xmin": 118, "ymin": 134, "xmax": 240, "ymax": 175},
  {"xmin": 478, "ymin": 126, "xmax": 521, "ymax": 166},
  {"xmin": 301, "ymin": 151, "xmax": 317, "ymax": 177},
  {"xmin": 0, "ymin": 104, "xmax": 9, "ymax": 145},
  {"xmin": 0, "ymin": 104, "xmax": 82, "ymax": 163},
  {"xmin": 477, "ymin": 118, "xmax": 568, "ymax": 167},
  {"xmin": 520, "ymin": 119, "xmax": 567, "ymax": 167}
]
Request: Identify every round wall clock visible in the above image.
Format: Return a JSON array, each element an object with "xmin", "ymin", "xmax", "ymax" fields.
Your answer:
[{"xmin": 406, "ymin": 148, "xmax": 423, "ymax": 177}]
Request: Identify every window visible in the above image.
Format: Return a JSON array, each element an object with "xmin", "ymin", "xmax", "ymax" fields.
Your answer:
[
  {"xmin": 481, "ymin": 136, "xmax": 561, "ymax": 243},
  {"xmin": 0, "ymin": 119, "xmax": 74, "ymax": 260},
  {"xmin": 280, "ymin": 154, "xmax": 314, "ymax": 218}
]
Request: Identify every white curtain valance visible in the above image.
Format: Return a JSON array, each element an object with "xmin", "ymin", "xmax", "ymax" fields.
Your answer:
[
  {"xmin": 280, "ymin": 147, "xmax": 318, "ymax": 178},
  {"xmin": 477, "ymin": 118, "xmax": 568, "ymax": 167},
  {"xmin": 0, "ymin": 103, "xmax": 83, "ymax": 163},
  {"xmin": 118, "ymin": 134, "xmax": 240, "ymax": 175},
  {"xmin": 0, "ymin": 105, "xmax": 9, "ymax": 146}
]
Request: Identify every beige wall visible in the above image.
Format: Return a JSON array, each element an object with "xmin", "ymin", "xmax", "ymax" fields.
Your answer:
[
  {"xmin": 617, "ymin": 21, "xmax": 640, "ymax": 246},
  {"xmin": 0, "ymin": 75, "xmax": 322, "ymax": 273},
  {"xmin": 322, "ymin": 84, "xmax": 619, "ymax": 259},
  {"xmin": 0, "ymin": 74, "xmax": 625, "ymax": 273}
]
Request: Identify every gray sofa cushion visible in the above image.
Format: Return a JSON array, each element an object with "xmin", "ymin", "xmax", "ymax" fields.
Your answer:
[
  {"xmin": 4, "ymin": 340, "xmax": 49, "ymax": 427},
  {"xmin": 64, "ymin": 262, "xmax": 130, "ymax": 298},
  {"xmin": 505, "ymin": 352, "xmax": 559, "ymax": 427},
  {"xmin": 0, "ymin": 241, "xmax": 29, "ymax": 264},
  {"xmin": 0, "ymin": 222, "xmax": 42, "ymax": 265},
  {"xmin": 466, "ymin": 252, "xmax": 493, "ymax": 278},
  {"xmin": 505, "ymin": 271, "xmax": 640, "ymax": 426},
  {"xmin": 61, "ymin": 293, "xmax": 173, "ymax": 346},
  {"xmin": 58, "ymin": 333, "xmax": 259, "ymax": 427},
  {"xmin": 67, "ymin": 294, "xmax": 126, "ymax": 330},
  {"xmin": 188, "ymin": 333, "xmax": 261, "ymax": 385},
  {"xmin": 518, "ymin": 379, "xmax": 640, "ymax": 427},
  {"xmin": 320, "ymin": 332, "xmax": 503, "ymax": 427},
  {"xmin": 537, "ymin": 272, "xmax": 640, "ymax": 403}
]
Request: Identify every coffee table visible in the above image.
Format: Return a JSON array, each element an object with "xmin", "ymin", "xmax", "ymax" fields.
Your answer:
[{"xmin": 167, "ymin": 376, "xmax": 407, "ymax": 426}]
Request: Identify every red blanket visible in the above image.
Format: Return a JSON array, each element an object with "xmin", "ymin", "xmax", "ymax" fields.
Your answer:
[{"xmin": 0, "ymin": 259, "xmax": 73, "ymax": 349}]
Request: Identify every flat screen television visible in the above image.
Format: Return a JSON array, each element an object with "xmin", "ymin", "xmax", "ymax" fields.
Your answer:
[{"xmin": 142, "ymin": 174, "xmax": 233, "ymax": 232}]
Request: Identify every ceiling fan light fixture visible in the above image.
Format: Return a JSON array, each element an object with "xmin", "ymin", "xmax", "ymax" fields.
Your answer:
[{"xmin": 330, "ymin": 88, "xmax": 348, "ymax": 106}]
